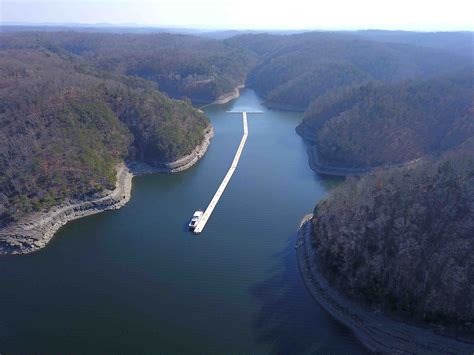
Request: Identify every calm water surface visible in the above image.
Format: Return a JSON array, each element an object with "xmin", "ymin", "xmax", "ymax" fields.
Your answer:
[{"xmin": 0, "ymin": 90, "xmax": 365, "ymax": 353}]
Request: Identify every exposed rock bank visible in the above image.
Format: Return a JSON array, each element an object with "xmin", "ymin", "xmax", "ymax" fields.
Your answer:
[
  {"xmin": 0, "ymin": 126, "xmax": 214, "ymax": 255},
  {"xmin": 0, "ymin": 164, "xmax": 133, "ymax": 255},
  {"xmin": 295, "ymin": 123, "xmax": 370, "ymax": 176},
  {"xmin": 129, "ymin": 125, "xmax": 214, "ymax": 174},
  {"xmin": 200, "ymin": 85, "xmax": 244, "ymax": 108},
  {"xmin": 296, "ymin": 122, "xmax": 422, "ymax": 176},
  {"xmin": 296, "ymin": 218, "xmax": 474, "ymax": 354},
  {"xmin": 264, "ymin": 101, "xmax": 305, "ymax": 112}
]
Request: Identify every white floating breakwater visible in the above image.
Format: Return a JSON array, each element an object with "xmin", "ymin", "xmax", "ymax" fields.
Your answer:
[{"xmin": 193, "ymin": 111, "xmax": 263, "ymax": 234}]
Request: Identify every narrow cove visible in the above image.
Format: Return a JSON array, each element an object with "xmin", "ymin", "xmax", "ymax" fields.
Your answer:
[{"xmin": 0, "ymin": 89, "xmax": 365, "ymax": 353}]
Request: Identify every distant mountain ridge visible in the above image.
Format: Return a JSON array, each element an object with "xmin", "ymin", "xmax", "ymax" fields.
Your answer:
[
  {"xmin": 0, "ymin": 31, "xmax": 257, "ymax": 103},
  {"xmin": 351, "ymin": 30, "xmax": 474, "ymax": 58},
  {"xmin": 227, "ymin": 31, "xmax": 473, "ymax": 110}
]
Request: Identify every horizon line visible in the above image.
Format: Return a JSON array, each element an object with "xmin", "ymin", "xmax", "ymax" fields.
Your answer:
[{"xmin": 1, "ymin": 22, "xmax": 473, "ymax": 33}]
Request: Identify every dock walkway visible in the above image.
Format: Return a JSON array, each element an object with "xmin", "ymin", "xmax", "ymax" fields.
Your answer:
[{"xmin": 193, "ymin": 111, "xmax": 260, "ymax": 233}]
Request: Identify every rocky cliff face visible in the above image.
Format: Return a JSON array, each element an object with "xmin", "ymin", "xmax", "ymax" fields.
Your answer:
[{"xmin": 311, "ymin": 141, "xmax": 474, "ymax": 336}]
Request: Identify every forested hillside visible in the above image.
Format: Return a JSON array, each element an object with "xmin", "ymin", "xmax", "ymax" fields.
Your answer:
[
  {"xmin": 311, "ymin": 138, "xmax": 474, "ymax": 335},
  {"xmin": 0, "ymin": 32, "xmax": 257, "ymax": 103},
  {"xmin": 227, "ymin": 32, "xmax": 472, "ymax": 110},
  {"xmin": 286, "ymin": 31, "xmax": 474, "ymax": 340},
  {"xmin": 1, "ymin": 28, "xmax": 472, "ymax": 239},
  {"xmin": 351, "ymin": 30, "xmax": 474, "ymax": 58},
  {"xmin": 0, "ymin": 49, "xmax": 208, "ymax": 227},
  {"xmin": 3, "ymin": 30, "xmax": 470, "ymax": 109},
  {"xmin": 296, "ymin": 70, "xmax": 474, "ymax": 170}
]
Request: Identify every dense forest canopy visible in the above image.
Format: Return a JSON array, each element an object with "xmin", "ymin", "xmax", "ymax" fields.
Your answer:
[
  {"xmin": 1, "ymin": 28, "xmax": 472, "ymax": 242},
  {"xmin": 0, "ymin": 48, "xmax": 208, "ymax": 227},
  {"xmin": 1, "ymin": 29, "xmax": 474, "ymax": 336},
  {"xmin": 298, "ymin": 70, "xmax": 474, "ymax": 168},
  {"xmin": 2, "ymin": 30, "xmax": 471, "ymax": 109},
  {"xmin": 274, "ymin": 30, "xmax": 474, "ymax": 336},
  {"xmin": 0, "ymin": 31, "xmax": 257, "ymax": 103},
  {"xmin": 312, "ymin": 138, "xmax": 474, "ymax": 334},
  {"xmin": 227, "ymin": 32, "xmax": 473, "ymax": 110},
  {"xmin": 350, "ymin": 30, "xmax": 474, "ymax": 58}
]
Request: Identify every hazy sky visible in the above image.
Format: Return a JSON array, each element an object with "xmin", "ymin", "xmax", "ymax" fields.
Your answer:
[{"xmin": 2, "ymin": 0, "xmax": 473, "ymax": 30}]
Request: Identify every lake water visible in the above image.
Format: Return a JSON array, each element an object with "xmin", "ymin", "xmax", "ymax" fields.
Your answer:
[{"xmin": 0, "ymin": 89, "xmax": 365, "ymax": 353}]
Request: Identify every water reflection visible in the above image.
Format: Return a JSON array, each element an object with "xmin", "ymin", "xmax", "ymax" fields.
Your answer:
[{"xmin": 251, "ymin": 234, "xmax": 366, "ymax": 354}]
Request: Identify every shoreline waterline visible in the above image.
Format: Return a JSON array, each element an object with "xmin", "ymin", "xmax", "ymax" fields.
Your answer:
[
  {"xmin": 0, "ymin": 126, "xmax": 214, "ymax": 255},
  {"xmin": 0, "ymin": 89, "xmax": 367, "ymax": 353},
  {"xmin": 199, "ymin": 85, "xmax": 245, "ymax": 109},
  {"xmin": 296, "ymin": 219, "xmax": 474, "ymax": 354}
]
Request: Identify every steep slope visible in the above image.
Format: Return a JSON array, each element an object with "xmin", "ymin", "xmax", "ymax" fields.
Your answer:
[
  {"xmin": 264, "ymin": 61, "xmax": 371, "ymax": 110},
  {"xmin": 310, "ymin": 139, "xmax": 474, "ymax": 336},
  {"xmin": 0, "ymin": 32, "xmax": 257, "ymax": 103},
  {"xmin": 0, "ymin": 49, "xmax": 209, "ymax": 229},
  {"xmin": 227, "ymin": 32, "xmax": 472, "ymax": 110},
  {"xmin": 296, "ymin": 70, "xmax": 474, "ymax": 172}
]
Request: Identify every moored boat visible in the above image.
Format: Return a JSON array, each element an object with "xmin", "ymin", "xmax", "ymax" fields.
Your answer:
[{"xmin": 189, "ymin": 210, "xmax": 204, "ymax": 230}]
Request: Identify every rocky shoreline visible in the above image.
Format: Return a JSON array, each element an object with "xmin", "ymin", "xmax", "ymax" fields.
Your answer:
[
  {"xmin": 129, "ymin": 125, "xmax": 214, "ymax": 174},
  {"xmin": 0, "ymin": 125, "xmax": 214, "ymax": 255},
  {"xmin": 264, "ymin": 101, "xmax": 305, "ymax": 112},
  {"xmin": 305, "ymin": 147, "xmax": 373, "ymax": 176},
  {"xmin": 295, "ymin": 123, "xmax": 374, "ymax": 176},
  {"xmin": 199, "ymin": 85, "xmax": 244, "ymax": 109},
  {"xmin": 296, "ymin": 123, "xmax": 422, "ymax": 177},
  {"xmin": 296, "ymin": 218, "xmax": 474, "ymax": 354}
]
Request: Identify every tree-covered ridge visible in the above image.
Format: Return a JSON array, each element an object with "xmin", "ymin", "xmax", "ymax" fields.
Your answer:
[
  {"xmin": 0, "ymin": 31, "xmax": 257, "ymax": 103},
  {"xmin": 3, "ymin": 30, "xmax": 470, "ymax": 109},
  {"xmin": 312, "ymin": 139, "xmax": 474, "ymax": 335},
  {"xmin": 0, "ymin": 49, "xmax": 209, "ymax": 227},
  {"xmin": 299, "ymin": 70, "xmax": 474, "ymax": 169},
  {"xmin": 265, "ymin": 62, "xmax": 371, "ymax": 110},
  {"xmin": 350, "ymin": 30, "xmax": 474, "ymax": 58},
  {"xmin": 227, "ymin": 32, "xmax": 472, "ymax": 110}
]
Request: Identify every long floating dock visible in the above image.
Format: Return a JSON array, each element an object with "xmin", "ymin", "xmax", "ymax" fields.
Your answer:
[{"xmin": 193, "ymin": 111, "xmax": 261, "ymax": 234}]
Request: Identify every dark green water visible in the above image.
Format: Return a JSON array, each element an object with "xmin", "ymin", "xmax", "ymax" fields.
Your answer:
[{"xmin": 0, "ymin": 90, "xmax": 365, "ymax": 354}]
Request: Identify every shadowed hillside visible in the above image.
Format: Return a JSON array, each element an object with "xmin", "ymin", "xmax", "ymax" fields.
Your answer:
[
  {"xmin": 227, "ymin": 32, "xmax": 472, "ymax": 110},
  {"xmin": 297, "ymin": 69, "xmax": 474, "ymax": 171},
  {"xmin": 311, "ymin": 139, "xmax": 474, "ymax": 336}
]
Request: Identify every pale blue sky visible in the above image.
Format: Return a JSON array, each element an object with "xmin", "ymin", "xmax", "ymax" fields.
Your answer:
[{"xmin": 1, "ymin": 0, "xmax": 473, "ymax": 30}]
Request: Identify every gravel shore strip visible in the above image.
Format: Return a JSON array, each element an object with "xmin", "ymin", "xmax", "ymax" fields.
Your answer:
[
  {"xmin": 295, "ymin": 123, "xmax": 422, "ymax": 177},
  {"xmin": 199, "ymin": 85, "xmax": 244, "ymax": 109},
  {"xmin": 0, "ymin": 126, "xmax": 214, "ymax": 255},
  {"xmin": 296, "ymin": 217, "xmax": 474, "ymax": 354}
]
